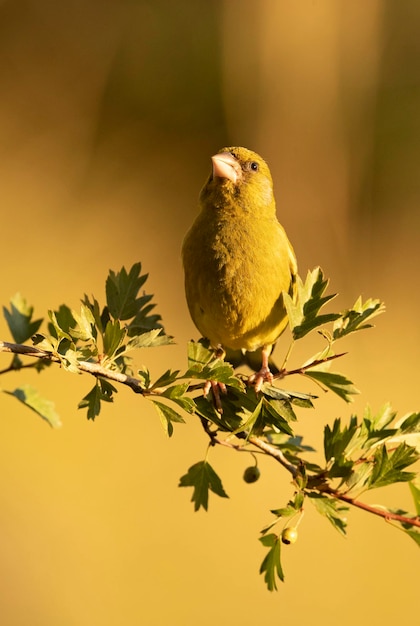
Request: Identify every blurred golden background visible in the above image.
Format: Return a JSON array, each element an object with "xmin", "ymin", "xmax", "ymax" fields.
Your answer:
[{"xmin": 0, "ymin": 1, "xmax": 419, "ymax": 624}]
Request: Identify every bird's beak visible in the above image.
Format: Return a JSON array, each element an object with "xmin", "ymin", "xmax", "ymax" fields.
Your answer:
[{"xmin": 211, "ymin": 152, "xmax": 242, "ymax": 184}]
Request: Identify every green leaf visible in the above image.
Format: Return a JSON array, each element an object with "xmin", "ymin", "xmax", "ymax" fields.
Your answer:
[
  {"xmin": 126, "ymin": 328, "xmax": 172, "ymax": 349},
  {"xmin": 363, "ymin": 403, "xmax": 397, "ymax": 437},
  {"xmin": 82, "ymin": 295, "xmax": 105, "ymax": 335},
  {"xmin": 396, "ymin": 411, "xmax": 420, "ymax": 434},
  {"xmin": 3, "ymin": 293, "xmax": 43, "ymax": 343},
  {"xmin": 47, "ymin": 310, "xmax": 74, "ymax": 344},
  {"xmin": 344, "ymin": 462, "xmax": 373, "ymax": 493},
  {"xmin": 266, "ymin": 432, "xmax": 316, "ymax": 454},
  {"xmin": 150, "ymin": 369, "xmax": 180, "ymax": 389},
  {"xmin": 137, "ymin": 367, "xmax": 151, "ymax": 389},
  {"xmin": 151, "ymin": 400, "xmax": 185, "ymax": 437},
  {"xmin": 184, "ymin": 349, "xmax": 243, "ymax": 391},
  {"xmin": 103, "ymin": 320, "xmax": 126, "ymax": 358},
  {"xmin": 105, "ymin": 264, "xmax": 164, "ymax": 333},
  {"xmin": 106, "ymin": 263, "xmax": 147, "ymax": 320},
  {"xmin": 4, "ymin": 384, "xmax": 61, "ymax": 428},
  {"xmin": 262, "ymin": 493, "xmax": 305, "ymax": 534},
  {"xmin": 78, "ymin": 379, "xmax": 116, "ymax": 420},
  {"xmin": 58, "ymin": 348, "xmax": 81, "ymax": 373},
  {"xmin": 324, "ymin": 416, "xmax": 359, "ymax": 463},
  {"xmin": 193, "ymin": 394, "xmax": 244, "ymax": 432},
  {"xmin": 261, "ymin": 399, "xmax": 294, "ymax": 435},
  {"xmin": 187, "ymin": 339, "xmax": 214, "ymax": 368},
  {"xmin": 185, "ymin": 341, "xmax": 242, "ymax": 387},
  {"xmin": 305, "ymin": 370, "xmax": 359, "ymax": 402},
  {"xmin": 265, "ymin": 396, "xmax": 298, "ymax": 422},
  {"xmin": 371, "ymin": 506, "xmax": 420, "ymax": 547},
  {"xmin": 368, "ymin": 443, "xmax": 419, "ymax": 489},
  {"xmin": 404, "ymin": 529, "xmax": 420, "ymax": 548},
  {"xmin": 70, "ymin": 304, "xmax": 96, "ymax": 341},
  {"xmin": 127, "ymin": 295, "xmax": 163, "ymax": 334},
  {"xmin": 283, "ymin": 268, "xmax": 340, "ymax": 340},
  {"xmin": 160, "ymin": 384, "xmax": 195, "ymax": 413},
  {"xmin": 48, "ymin": 305, "xmax": 77, "ymax": 339},
  {"xmin": 409, "ymin": 481, "xmax": 420, "ymax": 516},
  {"xmin": 262, "ymin": 385, "xmax": 316, "ymax": 408},
  {"xmin": 179, "ymin": 461, "xmax": 228, "ymax": 511},
  {"xmin": 232, "ymin": 398, "xmax": 264, "ymax": 436},
  {"xmin": 32, "ymin": 333, "xmax": 57, "ymax": 352},
  {"xmin": 259, "ymin": 534, "xmax": 284, "ymax": 590},
  {"xmin": 308, "ymin": 493, "xmax": 348, "ymax": 536},
  {"xmin": 333, "ymin": 297, "xmax": 385, "ymax": 340},
  {"xmin": 262, "ymin": 506, "xmax": 295, "ymax": 527},
  {"xmin": 231, "ymin": 396, "xmax": 295, "ymax": 438},
  {"xmin": 386, "ymin": 412, "xmax": 420, "ymax": 453}
]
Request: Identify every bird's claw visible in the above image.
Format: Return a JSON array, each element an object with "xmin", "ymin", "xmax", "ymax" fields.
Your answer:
[
  {"xmin": 248, "ymin": 366, "xmax": 274, "ymax": 393},
  {"xmin": 203, "ymin": 380, "xmax": 227, "ymax": 413}
]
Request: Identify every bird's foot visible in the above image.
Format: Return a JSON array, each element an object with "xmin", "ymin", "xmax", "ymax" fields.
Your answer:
[
  {"xmin": 248, "ymin": 366, "xmax": 274, "ymax": 393},
  {"xmin": 203, "ymin": 379, "xmax": 227, "ymax": 413}
]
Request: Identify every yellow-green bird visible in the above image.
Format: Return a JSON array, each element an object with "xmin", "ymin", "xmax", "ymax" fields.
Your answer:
[{"xmin": 182, "ymin": 146, "xmax": 297, "ymax": 390}]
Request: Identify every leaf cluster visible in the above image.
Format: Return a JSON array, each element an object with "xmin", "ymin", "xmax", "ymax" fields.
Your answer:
[
  {"xmin": 2, "ymin": 264, "xmax": 171, "ymax": 423},
  {"xmin": 1, "ymin": 264, "xmax": 419, "ymax": 592}
]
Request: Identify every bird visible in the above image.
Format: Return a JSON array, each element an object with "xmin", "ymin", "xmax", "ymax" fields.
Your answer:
[{"xmin": 182, "ymin": 146, "xmax": 297, "ymax": 395}]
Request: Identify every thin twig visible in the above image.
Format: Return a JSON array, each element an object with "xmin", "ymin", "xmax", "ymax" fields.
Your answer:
[
  {"xmin": 2, "ymin": 340, "xmax": 419, "ymax": 530},
  {"xmin": 275, "ymin": 352, "xmax": 347, "ymax": 380},
  {"xmin": 0, "ymin": 361, "xmax": 39, "ymax": 375},
  {"xmin": 199, "ymin": 413, "xmax": 420, "ymax": 529},
  {"xmin": 330, "ymin": 490, "xmax": 420, "ymax": 528},
  {"xmin": 245, "ymin": 434, "xmax": 298, "ymax": 478},
  {"xmin": 0, "ymin": 341, "xmax": 146, "ymax": 394}
]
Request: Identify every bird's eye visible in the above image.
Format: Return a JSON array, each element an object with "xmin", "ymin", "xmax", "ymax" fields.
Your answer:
[{"xmin": 250, "ymin": 161, "xmax": 259, "ymax": 172}]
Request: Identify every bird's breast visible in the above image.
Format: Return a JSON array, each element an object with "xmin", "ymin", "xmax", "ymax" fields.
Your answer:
[{"xmin": 182, "ymin": 213, "xmax": 294, "ymax": 351}]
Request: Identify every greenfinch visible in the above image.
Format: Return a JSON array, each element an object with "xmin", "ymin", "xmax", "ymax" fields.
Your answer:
[{"xmin": 182, "ymin": 146, "xmax": 297, "ymax": 390}]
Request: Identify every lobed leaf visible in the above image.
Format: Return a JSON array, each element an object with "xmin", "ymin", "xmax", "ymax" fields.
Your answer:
[
  {"xmin": 125, "ymin": 328, "xmax": 172, "ymax": 350},
  {"xmin": 324, "ymin": 416, "xmax": 359, "ymax": 463},
  {"xmin": 106, "ymin": 263, "xmax": 148, "ymax": 321},
  {"xmin": 409, "ymin": 481, "xmax": 420, "ymax": 516},
  {"xmin": 3, "ymin": 293, "xmax": 43, "ymax": 344},
  {"xmin": 367, "ymin": 443, "xmax": 419, "ymax": 489},
  {"xmin": 404, "ymin": 529, "xmax": 420, "ymax": 547},
  {"xmin": 151, "ymin": 400, "xmax": 185, "ymax": 437},
  {"xmin": 78, "ymin": 379, "xmax": 116, "ymax": 420},
  {"xmin": 186, "ymin": 340, "xmax": 215, "ymax": 368},
  {"xmin": 179, "ymin": 461, "xmax": 228, "ymax": 511},
  {"xmin": 4, "ymin": 384, "xmax": 61, "ymax": 428},
  {"xmin": 259, "ymin": 534, "xmax": 284, "ymax": 590},
  {"xmin": 103, "ymin": 320, "xmax": 126, "ymax": 358},
  {"xmin": 305, "ymin": 370, "xmax": 359, "ymax": 402},
  {"xmin": 333, "ymin": 297, "xmax": 385, "ymax": 340},
  {"xmin": 150, "ymin": 369, "xmax": 180, "ymax": 390},
  {"xmin": 70, "ymin": 304, "xmax": 96, "ymax": 342},
  {"xmin": 160, "ymin": 384, "xmax": 196, "ymax": 413},
  {"xmin": 284, "ymin": 268, "xmax": 340, "ymax": 340},
  {"xmin": 363, "ymin": 403, "xmax": 396, "ymax": 433},
  {"xmin": 308, "ymin": 493, "xmax": 348, "ymax": 536}
]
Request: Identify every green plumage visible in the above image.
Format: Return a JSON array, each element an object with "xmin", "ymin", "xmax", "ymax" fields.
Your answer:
[{"xmin": 182, "ymin": 146, "xmax": 296, "ymax": 366}]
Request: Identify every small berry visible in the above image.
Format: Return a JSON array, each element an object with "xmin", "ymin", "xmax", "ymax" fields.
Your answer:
[
  {"xmin": 281, "ymin": 527, "xmax": 298, "ymax": 545},
  {"xmin": 243, "ymin": 466, "xmax": 260, "ymax": 483}
]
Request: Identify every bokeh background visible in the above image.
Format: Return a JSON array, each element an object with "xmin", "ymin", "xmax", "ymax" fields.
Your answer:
[{"xmin": 0, "ymin": 1, "xmax": 419, "ymax": 624}]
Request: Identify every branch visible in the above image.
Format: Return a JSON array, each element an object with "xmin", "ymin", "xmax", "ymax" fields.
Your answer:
[
  {"xmin": 197, "ymin": 414, "xmax": 299, "ymax": 477},
  {"xmin": 0, "ymin": 341, "xmax": 146, "ymax": 394},
  {"xmin": 330, "ymin": 490, "xmax": 420, "ymax": 528},
  {"xmin": 247, "ymin": 434, "xmax": 299, "ymax": 478},
  {"xmin": 2, "ymin": 341, "xmax": 419, "ymax": 531},
  {"xmin": 199, "ymin": 417, "xmax": 420, "ymax": 530}
]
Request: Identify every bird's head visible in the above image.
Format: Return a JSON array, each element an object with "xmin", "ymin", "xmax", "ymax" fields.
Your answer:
[{"xmin": 200, "ymin": 146, "xmax": 275, "ymax": 214}]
